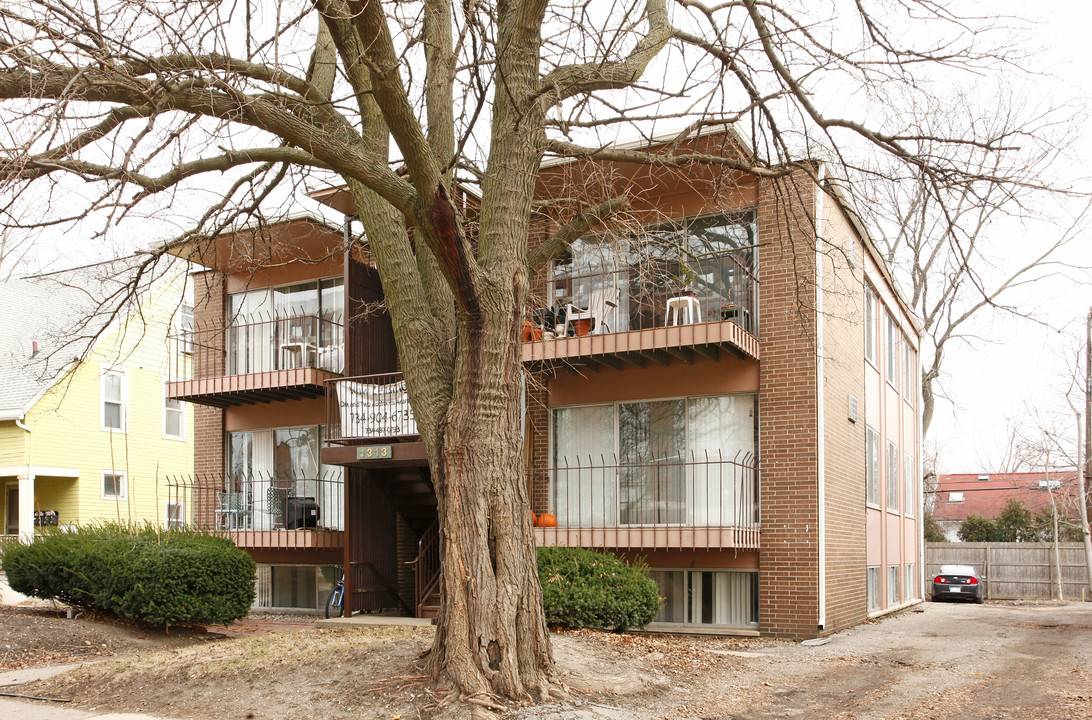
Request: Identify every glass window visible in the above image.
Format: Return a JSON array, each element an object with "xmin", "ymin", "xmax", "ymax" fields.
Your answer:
[
  {"xmin": 165, "ymin": 500, "xmax": 185, "ymax": 530},
  {"xmin": 178, "ymin": 304, "xmax": 194, "ymax": 355},
  {"xmin": 274, "ymin": 427, "xmax": 320, "ymax": 481},
  {"xmin": 619, "ymin": 400, "xmax": 686, "ymax": 524},
  {"xmin": 867, "ymin": 566, "xmax": 880, "ymax": 611},
  {"xmin": 888, "ymin": 565, "xmax": 899, "ymax": 605},
  {"xmin": 902, "ymin": 336, "xmax": 914, "ymax": 398},
  {"xmin": 905, "ymin": 563, "xmax": 916, "ymax": 600},
  {"xmin": 904, "ymin": 453, "xmax": 915, "ymax": 516},
  {"xmin": 227, "ymin": 277, "xmax": 344, "ymax": 373},
  {"xmin": 551, "ymin": 395, "xmax": 758, "ymax": 527},
  {"xmin": 102, "ymin": 471, "xmax": 127, "ymax": 500},
  {"xmin": 164, "ymin": 379, "xmax": 185, "ymax": 440},
  {"xmin": 270, "ymin": 565, "xmax": 318, "ymax": 609},
  {"xmin": 650, "ymin": 569, "xmax": 757, "ymax": 627},
  {"xmin": 551, "ymin": 212, "xmax": 757, "ymax": 333},
  {"xmin": 886, "ymin": 312, "xmax": 897, "ymax": 384},
  {"xmin": 101, "ymin": 369, "xmax": 125, "ymax": 431},
  {"xmin": 865, "ymin": 426, "xmax": 879, "ymax": 505},
  {"xmin": 864, "ymin": 285, "xmax": 876, "ymax": 364},
  {"xmin": 949, "ymin": 491, "xmax": 964, "ymax": 503},
  {"xmin": 886, "ymin": 440, "xmax": 899, "ymax": 511}
]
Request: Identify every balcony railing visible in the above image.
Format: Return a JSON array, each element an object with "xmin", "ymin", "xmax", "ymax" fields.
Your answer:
[
  {"xmin": 325, "ymin": 372, "xmax": 418, "ymax": 443},
  {"xmin": 164, "ymin": 471, "xmax": 345, "ymax": 549},
  {"xmin": 170, "ymin": 314, "xmax": 344, "ymax": 380},
  {"xmin": 541, "ymin": 248, "xmax": 758, "ymax": 338},
  {"xmin": 531, "ymin": 451, "xmax": 759, "ymax": 550}
]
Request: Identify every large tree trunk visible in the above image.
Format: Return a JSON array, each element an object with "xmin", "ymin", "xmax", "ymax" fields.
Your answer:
[{"xmin": 428, "ymin": 281, "xmax": 554, "ymax": 700}]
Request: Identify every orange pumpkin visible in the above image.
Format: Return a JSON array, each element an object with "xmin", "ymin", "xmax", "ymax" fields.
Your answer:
[
  {"xmin": 530, "ymin": 510, "xmax": 537, "ymax": 526},
  {"xmin": 536, "ymin": 512, "xmax": 558, "ymax": 528}
]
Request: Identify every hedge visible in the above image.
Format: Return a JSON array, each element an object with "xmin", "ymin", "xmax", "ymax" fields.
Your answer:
[
  {"xmin": 537, "ymin": 547, "xmax": 660, "ymax": 632},
  {"xmin": 1, "ymin": 524, "xmax": 255, "ymax": 627}
]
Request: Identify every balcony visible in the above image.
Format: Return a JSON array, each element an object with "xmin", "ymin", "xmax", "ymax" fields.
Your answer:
[
  {"xmin": 523, "ymin": 236, "xmax": 759, "ymax": 368},
  {"xmin": 531, "ymin": 451, "xmax": 759, "ymax": 550},
  {"xmin": 164, "ymin": 472, "xmax": 344, "ymax": 550},
  {"xmin": 325, "ymin": 372, "xmax": 418, "ymax": 444},
  {"xmin": 168, "ymin": 315, "xmax": 344, "ymax": 407}
]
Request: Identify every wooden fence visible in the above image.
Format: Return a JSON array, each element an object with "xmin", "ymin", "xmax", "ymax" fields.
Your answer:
[{"xmin": 926, "ymin": 542, "xmax": 1091, "ymax": 602}]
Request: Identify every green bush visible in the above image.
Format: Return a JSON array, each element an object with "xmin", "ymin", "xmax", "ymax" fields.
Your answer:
[
  {"xmin": 537, "ymin": 547, "xmax": 660, "ymax": 632},
  {"xmin": 1, "ymin": 524, "xmax": 255, "ymax": 627}
]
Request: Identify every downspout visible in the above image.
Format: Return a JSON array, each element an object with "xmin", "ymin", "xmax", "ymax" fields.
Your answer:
[
  {"xmin": 917, "ymin": 329, "xmax": 925, "ymax": 601},
  {"xmin": 14, "ymin": 415, "xmax": 33, "ymax": 542},
  {"xmin": 815, "ymin": 166, "xmax": 827, "ymax": 632}
]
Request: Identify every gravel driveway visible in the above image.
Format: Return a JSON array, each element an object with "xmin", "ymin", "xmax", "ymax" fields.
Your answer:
[{"xmin": 515, "ymin": 601, "xmax": 1092, "ymax": 720}]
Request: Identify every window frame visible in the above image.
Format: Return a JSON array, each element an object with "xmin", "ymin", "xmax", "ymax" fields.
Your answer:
[
  {"xmin": 904, "ymin": 452, "xmax": 915, "ymax": 516},
  {"xmin": 178, "ymin": 303, "xmax": 194, "ymax": 355},
  {"xmin": 905, "ymin": 563, "xmax": 916, "ymax": 600},
  {"xmin": 100, "ymin": 367, "xmax": 128, "ymax": 433},
  {"xmin": 649, "ymin": 568, "xmax": 759, "ymax": 628},
  {"xmin": 163, "ymin": 377, "xmax": 186, "ymax": 440},
  {"xmin": 865, "ymin": 425, "xmax": 879, "ymax": 506},
  {"xmin": 101, "ymin": 470, "xmax": 128, "ymax": 501},
  {"xmin": 867, "ymin": 566, "xmax": 880, "ymax": 612},
  {"xmin": 885, "ymin": 311, "xmax": 898, "ymax": 385},
  {"xmin": 164, "ymin": 499, "xmax": 185, "ymax": 529},
  {"xmin": 886, "ymin": 439, "xmax": 899, "ymax": 512},
  {"xmin": 887, "ymin": 564, "xmax": 900, "ymax": 606},
  {"xmin": 902, "ymin": 335, "xmax": 914, "ymax": 400},
  {"xmin": 864, "ymin": 285, "xmax": 877, "ymax": 365}
]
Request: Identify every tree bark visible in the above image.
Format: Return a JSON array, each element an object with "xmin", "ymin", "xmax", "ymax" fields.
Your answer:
[{"xmin": 429, "ymin": 294, "xmax": 554, "ymax": 699}]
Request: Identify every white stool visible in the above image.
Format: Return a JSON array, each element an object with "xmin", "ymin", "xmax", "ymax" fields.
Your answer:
[{"xmin": 665, "ymin": 296, "xmax": 701, "ymax": 325}]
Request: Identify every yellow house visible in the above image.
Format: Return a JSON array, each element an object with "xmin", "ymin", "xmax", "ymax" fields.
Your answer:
[{"xmin": 0, "ymin": 257, "xmax": 194, "ymax": 539}]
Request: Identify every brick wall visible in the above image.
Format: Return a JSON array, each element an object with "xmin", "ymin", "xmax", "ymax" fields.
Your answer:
[
  {"xmin": 193, "ymin": 269, "xmax": 224, "ymax": 479},
  {"xmin": 817, "ymin": 202, "xmax": 868, "ymax": 632},
  {"xmin": 757, "ymin": 173, "xmax": 822, "ymax": 637}
]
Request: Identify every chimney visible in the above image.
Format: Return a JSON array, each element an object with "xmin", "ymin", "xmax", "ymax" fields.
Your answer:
[{"xmin": 31, "ymin": 341, "xmax": 39, "ymax": 357}]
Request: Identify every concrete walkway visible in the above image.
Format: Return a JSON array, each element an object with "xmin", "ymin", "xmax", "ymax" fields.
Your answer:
[
  {"xmin": 0, "ymin": 665, "xmax": 182, "ymax": 720},
  {"xmin": 313, "ymin": 613, "xmax": 434, "ymax": 629}
]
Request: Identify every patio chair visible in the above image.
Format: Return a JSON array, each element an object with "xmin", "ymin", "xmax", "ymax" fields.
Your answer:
[{"xmin": 564, "ymin": 287, "xmax": 619, "ymax": 336}]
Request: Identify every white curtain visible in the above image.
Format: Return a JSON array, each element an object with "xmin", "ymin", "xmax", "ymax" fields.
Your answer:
[
  {"xmin": 553, "ymin": 405, "xmax": 615, "ymax": 526},
  {"xmin": 687, "ymin": 395, "xmax": 756, "ymax": 525},
  {"xmin": 250, "ymin": 430, "xmax": 275, "ymax": 530}
]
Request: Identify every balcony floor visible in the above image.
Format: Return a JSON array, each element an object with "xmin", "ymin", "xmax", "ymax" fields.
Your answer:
[
  {"xmin": 534, "ymin": 525, "xmax": 759, "ymax": 551},
  {"xmin": 167, "ymin": 368, "xmax": 339, "ymax": 407},
  {"xmin": 522, "ymin": 320, "xmax": 759, "ymax": 370},
  {"xmin": 222, "ymin": 528, "xmax": 344, "ymax": 549}
]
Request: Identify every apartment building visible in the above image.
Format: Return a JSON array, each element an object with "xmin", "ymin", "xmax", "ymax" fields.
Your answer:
[{"xmin": 168, "ymin": 127, "xmax": 921, "ymax": 635}]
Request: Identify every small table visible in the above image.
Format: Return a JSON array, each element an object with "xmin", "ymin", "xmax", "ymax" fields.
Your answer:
[{"xmin": 665, "ymin": 296, "xmax": 701, "ymax": 325}]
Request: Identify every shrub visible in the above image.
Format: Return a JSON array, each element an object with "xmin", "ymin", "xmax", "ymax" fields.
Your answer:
[
  {"xmin": 537, "ymin": 547, "xmax": 659, "ymax": 632},
  {"xmin": 1, "ymin": 524, "xmax": 255, "ymax": 627}
]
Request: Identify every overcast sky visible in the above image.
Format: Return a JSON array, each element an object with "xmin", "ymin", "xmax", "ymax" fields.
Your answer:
[{"xmin": 924, "ymin": 0, "xmax": 1092, "ymax": 473}]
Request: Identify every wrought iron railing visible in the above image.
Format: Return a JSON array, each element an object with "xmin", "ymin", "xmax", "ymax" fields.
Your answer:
[
  {"xmin": 538, "ymin": 249, "xmax": 758, "ymax": 338},
  {"xmin": 163, "ymin": 471, "xmax": 344, "ymax": 541},
  {"xmin": 406, "ymin": 520, "xmax": 440, "ymax": 617},
  {"xmin": 169, "ymin": 314, "xmax": 344, "ymax": 380},
  {"xmin": 532, "ymin": 451, "xmax": 758, "ymax": 530},
  {"xmin": 325, "ymin": 372, "xmax": 418, "ymax": 443}
]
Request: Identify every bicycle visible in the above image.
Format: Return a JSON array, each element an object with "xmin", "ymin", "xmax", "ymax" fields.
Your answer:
[{"xmin": 324, "ymin": 567, "xmax": 345, "ymax": 619}]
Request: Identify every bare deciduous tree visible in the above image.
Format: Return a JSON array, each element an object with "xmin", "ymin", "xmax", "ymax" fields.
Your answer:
[
  {"xmin": 858, "ymin": 90, "xmax": 1090, "ymax": 437},
  {"xmin": 0, "ymin": 0, "xmax": 1067, "ymax": 705}
]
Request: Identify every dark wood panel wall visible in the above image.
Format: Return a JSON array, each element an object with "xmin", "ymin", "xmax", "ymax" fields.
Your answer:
[{"xmin": 345, "ymin": 254, "xmax": 399, "ymax": 377}]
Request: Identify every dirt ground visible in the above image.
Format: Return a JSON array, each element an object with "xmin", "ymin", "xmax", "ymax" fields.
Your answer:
[{"xmin": 3, "ymin": 600, "xmax": 1092, "ymax": 720}]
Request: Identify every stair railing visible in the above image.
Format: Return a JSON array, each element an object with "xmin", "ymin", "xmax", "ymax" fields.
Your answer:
[{"xmin": 407, "ymin": 520, "xmax": 441, "ymax": 617}]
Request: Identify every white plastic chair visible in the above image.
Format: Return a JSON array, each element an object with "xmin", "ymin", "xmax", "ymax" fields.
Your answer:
[
  {"xmin": 564, "ymin": 288, "xmax": 619, "ymax": 335},
  {"xmin": 665, "ymin": 296, "xmax": 701, "ymax": 326}
]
